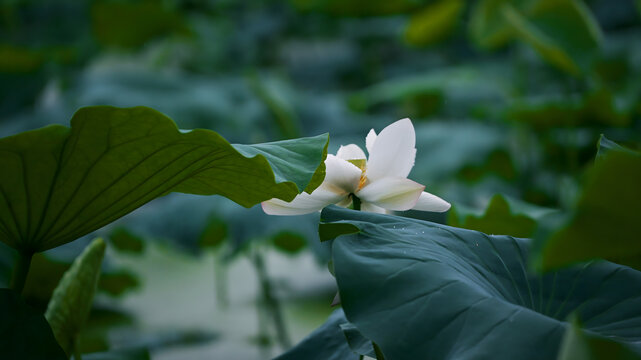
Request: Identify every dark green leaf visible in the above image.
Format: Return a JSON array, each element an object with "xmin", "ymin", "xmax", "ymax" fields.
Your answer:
[
  {"xmin": 271, "ymin": 231, "xmax": 307, "ymax": 254},
  {"xmin": 91, "ymin": 1, "xmax": 185, "ymax": 48},
  {"xmin": 97, "ymin": 270, "xmax": 140, "ymax": 298},
  {"xmin": 45, "ymin": 238, "xmax": 106, "ymax": 355},
  {"xmin": 321, "ymin": 206, "xmax": 641, "ymax": 360},
  {"xmin": 507, "ymin": 89, "xmax": 630, "ymax": 129},
  {"xmin": 404, "ymin": 0, "xmax": 464, "ymax": 47},
  {"xmin": 289, "ymin": 0, "xmax": 422, "ymax": 16},
  {"xmin": 0, "ymin": 288, "xmax": 66, "ymax": 360},
  {"xmin": 319, "ymin": 223, "xmax": 360, "ymax": 242},
  {"xmin": 108, "ymin": 227, "xmax": 145, "ymax": 254},
  {"xmin": 274, "ymin": 309, "xmax": 360, "ymax": 360},
  {"xmin": 199, "ymin": 216, "xmax": 228, "ymax": 249},
  {"xmin": 0, "ymin": 106, "xmax": 328, "ymax": 252},
  {"xmin": 448, "ymin": 194, "xmax": 556, "ymax": 238},
  {"xmin": 340, "ymin": 322, "xmax": 376, "ymax": 358},
  {"xmin": 534, "ymin": 141, "xmax": 641, "ymax": 271}
]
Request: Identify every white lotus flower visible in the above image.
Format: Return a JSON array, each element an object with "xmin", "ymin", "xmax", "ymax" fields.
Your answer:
[{"xmin": 261, "ymin": 118, "xmax": 450, "ymax": 215}]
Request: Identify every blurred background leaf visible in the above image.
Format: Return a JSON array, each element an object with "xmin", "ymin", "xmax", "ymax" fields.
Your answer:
[{"xmin": 0, "ymin": 0, "xmax": 639, "ymax": 358}]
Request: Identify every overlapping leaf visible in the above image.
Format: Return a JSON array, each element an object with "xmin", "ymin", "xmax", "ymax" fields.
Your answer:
[
  {"xmin": 46, "ymin": 238, "xmax": 106, "ymax": 356},
  {"xmin": 0, "ymin": 288, "xmax": 66, "ymax": 360},
  {"xmin": 533, "ymin": 136, "xmax": 641, "ymax": 271},
  {"xmin": 320, "ymin": 206, "xmax": 641, "ymax": 360},
  {"xmin": 274, "ymin": 309, "xmax": 359, "ymax": 360},
  {"xmin": 0, "ymin": 106, "xmax": 328, "ymax": 252}
]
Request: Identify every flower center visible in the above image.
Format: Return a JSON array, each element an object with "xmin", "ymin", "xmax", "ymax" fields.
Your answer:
[{"xmin": 347, "ymin": 158, "xmax": 369, "ymax": 192}]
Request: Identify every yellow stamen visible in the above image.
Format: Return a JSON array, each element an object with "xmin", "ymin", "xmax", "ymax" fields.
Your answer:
[{"xmin": 357, "ymin": 174, "xmax": 368, "ymax": 190}]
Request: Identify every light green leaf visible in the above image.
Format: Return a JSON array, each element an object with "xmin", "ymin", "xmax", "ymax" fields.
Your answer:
[
  {"xmin": 404, "ymin": 0, "xmax": 464, "ymax": 47},
  {"xmin": 274, "ymin": 309, "xmax": 360, "ymax": 360},
  {"xmin": 0, "ymin": 288, "xmax": 67, "ymax": 360},
  {"xmin": 320, "ymin": 206, "xmax": 641, "ymax": 360},
  {"xmin": 45, "ymin": 238, "xmax": 106, "ymax": 356},
  {"xmin": 0, "ymin": 106, "xmax": 328, "ymax": 252},
  {"xmin": 533, "ymin": 139, "xmax": 641, "ymax": 271}
]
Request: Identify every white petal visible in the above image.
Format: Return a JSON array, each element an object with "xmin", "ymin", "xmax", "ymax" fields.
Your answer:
[
  {"xmin": 336, "ymin": 196, "xmax": 353, "ymax": 208},
  {"xmin": 323, "ymin": 154, "xmax": 362, "ymax": 194},
  {"xmin": 365, "ymin": 129, "xmax": 377, "ymax": 155},
  {"xmin": 357, "ymin": 177, "xmax": 424, "ymax": 211},
  {"xmin": 365, "ymin": 118, "xmax": 416, "ymax": 182},
  {"xmin": 412, "ymin": 191, "xmax": 451, "ymax": 212},
  {"xmin": 336, "ymin": 144, "xmax": 366, "ymax": 160},
  {"xmin": 261, "ymin": 187, "xmax": 345, "ymax": 215},
  {"xmin": 361, "ymin": 202, "xmax": 388, "ymax": 214}
]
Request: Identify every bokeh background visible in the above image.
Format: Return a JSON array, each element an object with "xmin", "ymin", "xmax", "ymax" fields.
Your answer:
[{"xmin": 1, "ymin": 0, "xmax": 640, "ymax": 359}]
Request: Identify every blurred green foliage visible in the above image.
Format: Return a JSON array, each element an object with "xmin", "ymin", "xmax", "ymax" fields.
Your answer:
[{"xmin": 1, "ymin": 0, "xmax": 640, "ymax": 358}]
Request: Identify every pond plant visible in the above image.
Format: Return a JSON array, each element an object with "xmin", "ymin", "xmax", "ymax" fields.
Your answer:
[{"xmin": 1, "ymin": 108, "xmax": 639, "ymax": 360}]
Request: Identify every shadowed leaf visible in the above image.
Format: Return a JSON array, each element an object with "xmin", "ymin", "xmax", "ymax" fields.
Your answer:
[{"xmin": 0, "ymin": 288, "xmax": 67, "ymax": 360}]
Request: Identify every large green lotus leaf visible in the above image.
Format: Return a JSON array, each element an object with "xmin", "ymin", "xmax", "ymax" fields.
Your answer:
[
  {"xmin": 0, "ymin": 106, "xmax": 328, "ymax": 252},
  {"xmin": 533, "ymin": 138, "xmax": 641, "ymax": 271},
  {"xmin": 0, "ymin": 288, "xmax": 67, "ymax": 359},
  {"xmin": 320, "ymin": 206, "xmax": 641, "ymax": 360},
  {"xmin": 274, "ymin": 308, "xmax": 360, "ymax": 360}
]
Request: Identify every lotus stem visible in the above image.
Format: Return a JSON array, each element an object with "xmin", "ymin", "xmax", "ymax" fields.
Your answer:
[
  {"xmin": 252, "ymin": 249, "xmax": 291, "ymax": 350},
  {"xmin": 214, "ymin": 249, "xmax": 229, "ymax": 309},
  {"xmin": 352, "ymin": 194, "xmax": 361, "ymax": 211},
  {"xmin": 10, "ymin": 250, "xmax": 33, "ymax": 295},
  {"xmin": 74, "ymin": 341, "xmax": 82, "ymax": 360}
]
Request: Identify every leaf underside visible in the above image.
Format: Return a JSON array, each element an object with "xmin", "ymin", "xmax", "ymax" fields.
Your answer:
[{"xmin": 0, "ymin": 106, "xmax": 328, "ymax": 252}]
